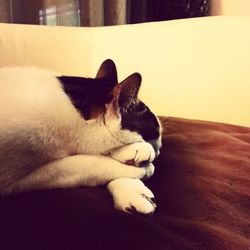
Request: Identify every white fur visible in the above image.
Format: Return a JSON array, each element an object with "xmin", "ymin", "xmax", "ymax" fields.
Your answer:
[
  {"xmin": 107, "ymin": 178, "xmax": 156, "ymax": 214},
  {"xmin": 0, "ymin": 67, "xmax": 143, "ymax": 157},
  {"xmin": 108, "ymin": 142, "xmax": 155, "ymax": 166},
  {"xmin": 0, "ymin": 67, "xmax": 157, "ymax": 214}
]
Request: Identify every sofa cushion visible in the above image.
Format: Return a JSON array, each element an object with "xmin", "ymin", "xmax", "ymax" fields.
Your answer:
[{"xmin": 0, "ymin": 117, "xmax": 249, "ymax": 250}]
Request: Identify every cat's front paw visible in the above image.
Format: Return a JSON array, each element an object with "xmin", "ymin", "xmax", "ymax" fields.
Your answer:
[
  {"xmin": 108, "ymin": 142, "xmax": 155, "ymax": 167},
  {"xmin": 142, "ymin": 163, "xmax": 155, "ymax": 180},
  {"xmin": 107, "ymin": 178, "xmax": 156, "ymax": 214}
]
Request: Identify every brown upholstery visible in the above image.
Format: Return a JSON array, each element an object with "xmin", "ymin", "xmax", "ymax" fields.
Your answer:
[{"xmin": 1, "ymin": 117, "xmax": 249, "ymax": 250}]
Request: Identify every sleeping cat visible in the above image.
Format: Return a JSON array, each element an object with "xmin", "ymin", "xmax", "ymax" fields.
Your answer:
[{"xmin": 0, "ymin": 59, "xmax": 162, "ymax": 214}]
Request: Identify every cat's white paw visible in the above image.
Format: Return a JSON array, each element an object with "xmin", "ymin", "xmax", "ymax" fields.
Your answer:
[
  {"xmin": 107, "ymin": 178, "xmax": 156, "ymax": 214},
  {"xmin": 108, "ymin": 142, "xmax": 155, "ymax": 167}
]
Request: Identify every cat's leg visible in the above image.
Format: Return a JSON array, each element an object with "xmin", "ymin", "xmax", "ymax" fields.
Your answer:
[
  {"xmin": 3, "ymin": 154, "xmax": 148, "ymax": 195},
  {"xmin": 108, "ymin": 142, "xmax": 156, "ymax": 166},
  {"xmin": 107, "ymin": 142, "xmax": 157, "ymax": 214}
]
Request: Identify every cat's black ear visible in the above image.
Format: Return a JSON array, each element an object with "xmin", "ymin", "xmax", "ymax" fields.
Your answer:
[
  {"xmin": 118, "ymin": 73, "xmax": 142, "ymax": 107},
  {"xmin": 96, "ymin": 59, "xmax": 118, "ymax": 83},
  {"xmin": 105, "ymin": 72, "xmax": 141, "ymax": 118}
]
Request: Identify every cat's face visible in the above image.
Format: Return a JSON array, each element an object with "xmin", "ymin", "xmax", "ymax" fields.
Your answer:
[
  {"xmin": 60, "ymin": 59, "xmax": 162, "ymax": 156},
  {"xmin": 98, "ymin": 60, "xmax": 162, "ymax": 157},
  {"xmin": 120, "ymin": 101, "xmax": 162, "ymax": 157}
]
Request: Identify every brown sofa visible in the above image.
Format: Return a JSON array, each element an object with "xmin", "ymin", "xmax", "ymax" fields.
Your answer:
[{"xmin": 1, "ymin": 117, "xmax": 249, "ymax": 250}]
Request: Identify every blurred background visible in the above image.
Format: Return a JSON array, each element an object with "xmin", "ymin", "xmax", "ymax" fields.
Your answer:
[{"xmin": 0, "ymin": 0, "xmax": 210, "ymax": 26}]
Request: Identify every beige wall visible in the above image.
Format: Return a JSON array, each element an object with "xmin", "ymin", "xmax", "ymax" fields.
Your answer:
[
  {"xmin": 211, "ymin": 0, "xmax": 250, "ymax": 15},
  {"xmin": 0, "ymin": 17, "xmax": 250, "ymax": 126},
  {"xmin": 92, "ymin": 17, "xmax": 250, "ymax": 126},
  {"xmin": 0, "ymin": 24, "xmax": 93, "ymax": 76}
]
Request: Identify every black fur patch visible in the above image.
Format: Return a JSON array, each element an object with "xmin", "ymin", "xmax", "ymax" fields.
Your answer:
[
  {"xmin": 58, "ymin": 76, "xmax": 160, "ymax": 145},
  {"xmin": 58, "ymin": 76, "xmax": 115, "ymax": 119},
  {"xmin": 120, "ymin": 101, "xmax": 160, "ymax": 141}
]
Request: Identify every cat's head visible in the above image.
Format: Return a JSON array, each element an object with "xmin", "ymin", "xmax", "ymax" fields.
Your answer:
[{"xmin": 96, "ymin": 59, "xmax": 162, "ymax": 157}]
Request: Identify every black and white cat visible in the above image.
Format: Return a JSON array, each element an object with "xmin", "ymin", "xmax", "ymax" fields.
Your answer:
[{"xmin": 0, "ymin": 59, "xmax": 162, "ymax": 214}]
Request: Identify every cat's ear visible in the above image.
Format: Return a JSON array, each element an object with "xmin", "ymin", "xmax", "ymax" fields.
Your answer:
[
  {"xmin": 104, "ymin": 73, "xmax": 141, "ymax": 118},
  {"xmin": 96, "ymin": 59, "xmax": 118, "ymax": 83},
  {"xmin": 105, "ymin": 84, "xmax": 121, "ymax": 119},
  {"xmin": 118, "ymin": 73, "xmax": 142, "ymax": 107}
]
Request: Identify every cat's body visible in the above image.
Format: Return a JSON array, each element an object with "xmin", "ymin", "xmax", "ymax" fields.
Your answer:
[{"xmin": 0, "ymin": 60, "xmax": 161, "ymax": 214}]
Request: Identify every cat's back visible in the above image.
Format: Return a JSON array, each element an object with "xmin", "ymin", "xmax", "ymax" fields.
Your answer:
[
  {"xmin": 0, "ymin": 66, "xmax": 82, "ymax": 158},
  {"xmin": 0, "ymin": 67, "xmax": 79, "ymax": 124},
  {"xmin": 0, "ymin": 67, "xmax": 62, "ymax": 110},
  {"xmin": 0, "ymin": 67, "xmax": 59, "ymax": 87},
  {"xmin": 0, "ymin": 67, "xmax": 84, "ymax": 189}
]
